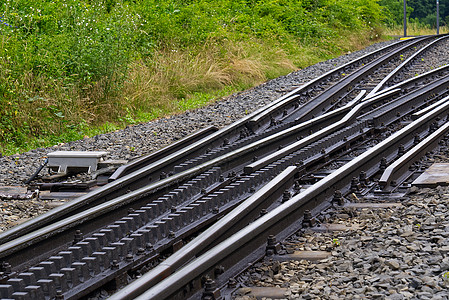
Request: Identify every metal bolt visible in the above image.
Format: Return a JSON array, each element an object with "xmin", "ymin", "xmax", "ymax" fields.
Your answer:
[
  {"xmin": 266, "ymin": 235, "xmax": 281, "ymax": 256},
  {"xmin": 398, "ymin": 144, "xmax": 405, "ymax": 157},
  {"xmin": 250, "ymin": 187, "xmax": 256, "ymax": 193},
  {"xmin": 160, "ymin": 172, "xmax": 167, "ymax": 179},
  {"xmin": 260, "ymin": 208, "xmax": 268, "ymax": 216},
  {"xmin": 219, "ymin": 175, "xmax": 224, "ymax": 182},
  {"xmin": 294, "ymin": 180, "xmax": 302, "ymax": 191},
  {"xmin": 228, "ymin": 278, "xmax": 237, "ymax": 288},
  {"xmin": 168, "ymin": 231, "xmax": 176, "ymax": 238},
  {"xmin": 137, "ymin": 248, "xmax": 145, "ymax": 255},
  {"xmin": 359, "ymin": 171, "xmax": 367, "ymax": 186},
  {"xmin": 201, "ymin": 188, "xmax": 207, "ymax": 194},
  {"xmin": 111, "ymin": 260, "xmax": 119, "ymax": 270},
  {"xmin": 214, "ymin": 265, "xmax": 225, "ymax": 277},
  {"xmin": 55, "ymin": 290, "xmax": 64, "ymax": 300},
  {"xmin": 223, "ymin": 138, "xmax": 229, "ymax": 146},
  {"xmin": 146, "ymin": 242, "xmax": 153, "ymax": 250},
  {"xmin": 171, "ymin": 206, "xmax": 177, "ymax": 213},
  {"xmin": 320, "ymin": 148, "xmax": 326, "ymax": 154},
  {"xmin": 414, "ymin": 134, "xmax": 421, "ymax": 145},
  {"xmin": 351, "ymin": 177, "xmax": 360, "ymax": 193},
  {"xmin": 73, "ymin": 230, "xmax": 83, "ymax": 244},
  {"xmin": 125, "ymin": 254, "xmax": 133, "ymax": 262},
  {"xmin": 1, "ymin": 262, "xmax": 12, "ymax": 274},
  {"xmin": 278, "ymin": 145, "xmax": 283, "ymax": 150},
  {"xmin": 282, "ymin": 191, "xmax": 291, "ymax": 202},
  {"xmin": 332, "ymin": 190, "xmax": 344, "ymax": 206},
  {"xmin": 213, "ymin": 207, "xmax": 219, "ymax": 214},
  {"xmin": 380, "ymin": 157, "xmax": 387, "ymax": 171},
  {"xmin": 252, "ymin": 156, "xmax": 258, "ymax": 162},
  {"xmin": 202, "ymin": 278, "xmax": 219, "ymax": 300},
  {"xmin": 302, "ymin": 210, "xmax": 316, "ymax": 228},
  {"xmin": 270, "ymin": 117, "xmax": 276, "ymax": 126}
]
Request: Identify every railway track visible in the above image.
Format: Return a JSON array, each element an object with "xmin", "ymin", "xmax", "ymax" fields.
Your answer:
[{"xmin": 1, "ymin": 35, "xmax": 449, "ymax": 300}]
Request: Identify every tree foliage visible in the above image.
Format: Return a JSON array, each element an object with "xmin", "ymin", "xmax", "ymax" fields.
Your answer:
[{"xmin": 380, "ymin": 0, "xmax": 449, "ymax": 27}]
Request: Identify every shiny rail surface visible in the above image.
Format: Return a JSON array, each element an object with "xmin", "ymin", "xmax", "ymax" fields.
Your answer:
[{"xmin": 1, "ymin": 36, "xmax": 449, "ymax": 300}]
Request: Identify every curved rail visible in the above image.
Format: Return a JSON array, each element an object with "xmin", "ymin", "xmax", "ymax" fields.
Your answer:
[
  {"xmin": 114, "ymin": 84, "xmax": 449, "ymax": 300},
  {"xmin": 379, "ymin": 97, "xmax": 449, "ymax": 187},
  {"xmin": 0, "ymin": 38, "xmax": 415, "ymax": 246}
]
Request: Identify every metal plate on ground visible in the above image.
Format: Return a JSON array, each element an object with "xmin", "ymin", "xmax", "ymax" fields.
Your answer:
[
  {"xmin": 235, "ymin": 287, "xmax": 288, "ymax": 299},
  {"xmin": 311, "ymin": 223, "xmax": 357, "ymax": 232},
  {"xmin": 412, "ymin": 163, "xmax": 449, "ymax": 188},
  {"xmin": 273, "ymin": 251, "xmax": 331, "ymax": 262},
  {"xmin": 344, "ymin": 203, "xmax": 403, "ymax": 209}
]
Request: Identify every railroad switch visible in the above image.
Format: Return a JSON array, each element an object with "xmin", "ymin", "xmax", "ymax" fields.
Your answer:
[{"xmin": 47, "ymin": 151, "xmax": 109, "ymax": 174}]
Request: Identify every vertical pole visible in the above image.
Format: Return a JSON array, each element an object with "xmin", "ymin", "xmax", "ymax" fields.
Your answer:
[
  {"xmin": 404, "ymin": 0, "xmax": 407, "ymax": 37},
  {"xmin": 437, "ymin": 0, "xmax": 440, "ymax": 35}
]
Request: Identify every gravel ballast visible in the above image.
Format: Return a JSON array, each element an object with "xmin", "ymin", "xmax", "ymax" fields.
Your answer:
[
  {"xmin": 235, "ymin": 187, "xmax": 449, "ymax": 300},
  {"xmin": 0, "ymin": 39, "xmax": 400, "ymax": 187}
]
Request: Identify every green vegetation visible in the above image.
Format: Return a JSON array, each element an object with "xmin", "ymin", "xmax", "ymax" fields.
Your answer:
[
  {"xmin": 0, "ymin": 0, "xmax": 387, "ymax": 155},
  {"xmin": 380, "ymin": 0, "xmax": 449, "ymax": 32}
]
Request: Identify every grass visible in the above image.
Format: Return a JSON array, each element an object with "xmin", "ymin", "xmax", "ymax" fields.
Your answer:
[
  {"xmin": 0, "ymin": 0, "xmax": 388, "ymax": 156},
  {"xmin": 383, "ymin": 23, "xmax": 448, "ymax": 36}
]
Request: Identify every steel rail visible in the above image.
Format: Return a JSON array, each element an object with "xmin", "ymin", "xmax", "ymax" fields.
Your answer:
[
  {"xmin": 359, "ymin": 75, "xmax": 449, "ymax": 127},
  {"xmin": 363, "ymin": 63, "xmax": 449, "ymax": 102},
  {"xmin": 0, "ymin": 87, "xmax": 367, "ymax": 264},
  {"xmin": 2, "ymin": 69, "xmax": 447, "ymax": 267},
  {"xmin": 108, "ymin": 167, "xmax": 297, "ymax": 300},
  {"xmin": 0, "ymin": 39, "xmax": 412, "ymax": 246},
  {"xmin": 246, "ymin": 38, "xmax": 418, "ymax": 131},
  {"xmin": 289, "ymin": 36, "xmax": 433, "ymax": 123},
  {"xmin": 108, "ymin": 126, "xmax": 218, "ymax": 181},
  {"xmin": 243, "ymin": 89, "xmax": 399, "ymax": 174},
  {"xmin": 120, "ymin": 87, "xmax": 449, "ymax": 300},
  {"xmin": 366, "ymin": 35, "xmax": 449, "ymax": 98},
  {"xmin": 379, "ymin": 98, "xmax": 449, "ymax": 187}
]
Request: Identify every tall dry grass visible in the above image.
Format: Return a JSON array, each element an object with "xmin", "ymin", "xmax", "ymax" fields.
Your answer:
[{"xmin": 122, "ymin": 39, "xmax": 298, "ymax": 117}]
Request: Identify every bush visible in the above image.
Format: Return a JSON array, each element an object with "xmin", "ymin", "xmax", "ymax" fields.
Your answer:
[{"xmin": 0, "ymin": 0, "xmax": 386, "ymax": 155}]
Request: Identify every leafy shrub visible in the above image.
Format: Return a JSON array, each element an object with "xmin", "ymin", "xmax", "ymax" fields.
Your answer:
[{"xmin": 0, "ymin": 0, "xmax": 386, "ymax": 154}]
